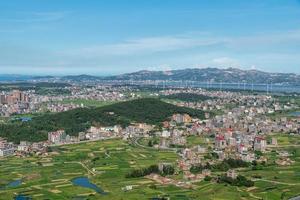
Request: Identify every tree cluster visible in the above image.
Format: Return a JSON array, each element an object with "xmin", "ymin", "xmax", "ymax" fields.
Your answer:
[{"xmin": 217, "ymin": 175, "xmax": 254, "ymax": 187}]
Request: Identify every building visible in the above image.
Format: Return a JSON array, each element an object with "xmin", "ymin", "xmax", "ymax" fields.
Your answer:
[
  {"xmin": 0, "ymin": 94, "xmax": 6, "ymax": 104},
  {"xmin": 48, "ymin": 130, "xmax": 66, "ymax": 144},
  {"xmin": 237, "ymin": 144, "xmax": 248, "ymax": 153},
  {"xmin": 0, "ymin": 137, "xmax": 14, "ymax": 157},
  {"xmin": 226, "ymin": 169, "xmax": 237, "ymax": 179},
  {"xmin": 271, "ymin": 137, "xmax": 278, "ymax": 146},
  {"xmin": 254, "ymin": 136, "xmax": 267, "ymax": 152},
  {"xmin": 172, "ymin": 114, "xmax": 192, "ymax": 123},
  {"xmin": 215, "ymin": 135, "xmax": 226, "ymax": 149},
  {"xmin": 0, "ymin": 148, "xmax": 15, "ymax": 157},
  {"xmin": 18, "ymin": 141, "xmax": 31, "ymax": 151},
  {"xmin": 202, "ymin": 169, "xmax": 211, "ymax": 176},
  {"xmin": 161, "ymin": 130, "xmax": 171, "ymax": 138},
  {"xmin": 0, "ymin": 138, "xmax": 8, "ymax": 149}
]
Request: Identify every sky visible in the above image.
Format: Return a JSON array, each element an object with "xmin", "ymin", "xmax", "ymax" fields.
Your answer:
[{"xmin": 0, "ymin": 0, "xmax": 300, "ymax": 75}]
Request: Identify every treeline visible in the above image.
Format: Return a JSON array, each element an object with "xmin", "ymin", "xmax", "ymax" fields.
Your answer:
[
  {"xmin": 190, "ymin": 158, "xmax": 250, "ymax": 173},
  {"xmin": 126, "ymin": 165, "xmax": 159, "ymax": 178},
  {"xmin": 126, "ymin": 164, "xmax": 175, "ymax": 178},
  {"xmin": 217, "ymin": 175, "xmax": 254, "ymax": 187},
  {"xmin": 0, "ymin": 98, "xmax": 205, "ymax": 143},
  {"xmin": 162, "ymin": 93, "xmax": 214, "ymax": 102},
  {"xmin": 35, "ymin": 88, "xmax": 71, "ymax": 95}
]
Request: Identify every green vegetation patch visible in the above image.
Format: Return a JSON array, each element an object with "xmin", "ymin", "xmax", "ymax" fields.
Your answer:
[
  {"xmin": 0, "ymin": 98, "xmax": 205, "ymax": 143},
  {"xmin": 162, "ymin": 93, "xmax": 214, "ymax": 102}
]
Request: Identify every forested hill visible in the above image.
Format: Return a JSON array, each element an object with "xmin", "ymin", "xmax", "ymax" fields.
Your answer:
[
  {"xmin": 162, "ymin": 93, "xmax": 214, "ymax": 102},
  {"xmin": 0, "ymin": 98, "xmax": 205, "ymax": 143}
]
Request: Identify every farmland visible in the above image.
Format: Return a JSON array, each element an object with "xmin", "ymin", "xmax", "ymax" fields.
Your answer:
[{"xmin": 0, "ymin": 135, "xmax": 300, "ymax": 200}]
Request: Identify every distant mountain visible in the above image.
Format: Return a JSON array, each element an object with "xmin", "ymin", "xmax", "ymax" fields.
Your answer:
[
  {"xmin": 0, "ymin": 74, "xmax": 33, "ymax": 81},
  {"xmin": 1, "ymin": 68, "xmax": 300, "ymax": 85},
  {"xmin": 104, "ymin": 68, "xmax": 300, "ymax": 85},
  {"xmin": 61, "ymin": 74, "xmax": 101, "ymax": 81}
]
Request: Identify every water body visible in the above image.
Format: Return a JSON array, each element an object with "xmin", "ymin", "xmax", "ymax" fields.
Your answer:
[
  {"xmin": 72, "ymin": 177, "xmax": 106, "ymax": 195},
  {"xmin": 7, "ymin": 180, "xmax": 22, "ymax": 188},
  {"xmin": 14, "ymin": 195, "xmax": 32, "ymax": 200},
  {"xmin": 0, "ymin": 179, "xmax": 22, "ymax": 190},
  {"xmin": 129, "ymin": 81, "xmax": 300, "ymax": 93},
  {"xmin": 289, "ymin": 112, "xmax": 300, "ymax": 117}
]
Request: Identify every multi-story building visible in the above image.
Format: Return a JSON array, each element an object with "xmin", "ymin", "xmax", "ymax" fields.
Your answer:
[
  {"xmin": 254, "ymin": 136, "xmax": 267, "ymax": 152},
  {"xmin": 0, "ymin": 137, "xmax": 15, "ymax": 157},
  {"xmin": 48, "ymin": 130, "xmax": 66, "ymax": 144}
]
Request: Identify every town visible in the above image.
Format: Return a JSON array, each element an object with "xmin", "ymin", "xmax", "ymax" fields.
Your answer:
[{"xmin": 1, "ymin": 82, "xmax": 300, "ymax": 199}]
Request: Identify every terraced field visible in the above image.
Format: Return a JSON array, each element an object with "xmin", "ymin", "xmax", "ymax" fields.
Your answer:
[{"xmin": 1, "ymin": 137, "xmax": 300, "ymax": 200}]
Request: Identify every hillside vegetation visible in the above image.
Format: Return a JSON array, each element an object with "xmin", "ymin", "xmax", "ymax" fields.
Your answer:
[
  {"xmin": 162, "ymin": 93, "xmax": 214, "ymax": 102},
  {"xmin": 0, "ymin": 98, "xmax": 205, "ymax": 143}
]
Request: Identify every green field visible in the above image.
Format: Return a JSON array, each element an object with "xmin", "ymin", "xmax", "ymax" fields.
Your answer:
[
  {"xmin": 1, "ymin": 138, "xmax": 300, "ymax": 200},
  {"xmin": 0, "ymin": 139, "xmax": 179, "ymax": 200}
]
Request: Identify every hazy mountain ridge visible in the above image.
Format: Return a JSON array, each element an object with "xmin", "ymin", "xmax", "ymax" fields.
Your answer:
[
  {"xmin": 0, "ymin": 68, "xmax": 300, "ymax": 85},
  {"xmin": 104, "ymin": 68, "xmax": 300, "ymax": 85}
]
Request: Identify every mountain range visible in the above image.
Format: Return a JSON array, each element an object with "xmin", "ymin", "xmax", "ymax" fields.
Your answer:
[
  {"xmin": 1, "ymin": 68, "xmax": 300, "ymax": 85},
  {"xmin": 105, "ymin": 68, "xmax": 300, "ymax": 84}
]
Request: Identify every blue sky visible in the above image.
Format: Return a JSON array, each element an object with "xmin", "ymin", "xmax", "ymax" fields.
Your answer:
[{"xmin": 0, "ymin": 0, "xmax": 300, "ymax": 75}]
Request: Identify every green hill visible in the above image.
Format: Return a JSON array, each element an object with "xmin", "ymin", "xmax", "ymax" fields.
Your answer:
[
  {"xmin": 0, "ymin": 98, "xmax": 205, "ymax": 143},
  {"xmin": 162, "ymin": 93, "xmax": 214, "ymax": 102}
]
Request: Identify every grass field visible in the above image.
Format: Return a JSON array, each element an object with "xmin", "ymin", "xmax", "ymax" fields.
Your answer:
[{"xmin": 1, "ymin": 138, "xmax": 300, "ymax": 200}]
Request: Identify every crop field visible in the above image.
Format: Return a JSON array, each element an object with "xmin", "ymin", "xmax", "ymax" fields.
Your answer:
[{"xmin": 0, "ymin": 138, "xmax": 300, "ymax": 200}]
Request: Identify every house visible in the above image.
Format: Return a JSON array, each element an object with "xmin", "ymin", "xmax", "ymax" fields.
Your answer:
[
  {"xmin": 226, "ymin": 169, "xmax": 237, "ymax": 179},
  {"xmin": 215, "ymin": 135, "xmax": 226, "ymax": 149},
  {"xmin": 161, "ymin": 130, "xmax": 171, "ymax": 138},
  {"xmin": 0, "ymin": 137, "xmax": 14, "ymax": 157},
  {"xmin": 202, "ymin": 169, "xmax": 211, "ymax": 176},
  {"xmin": 122, "ymin": 185, "xmax": 133, "ymax": 191},
  {"xmin": 271, "ymin": 137, "xmax": 278, "ymax": 146},
  {"xmin": 17, "ymin": 141, "xmax": 31, "ymax": 151}
]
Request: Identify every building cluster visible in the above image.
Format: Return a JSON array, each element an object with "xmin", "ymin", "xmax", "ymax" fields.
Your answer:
[
  {"xmin": 0, "ymin": 90, "xmax": 30, "ymax": 116},
  {"xmin": 69, "ymin": 85, "xmax": 128, "ymax": 101},
  {"xmin": 0, "ymin": 137, "xmax": 46, "ymax": 157}
]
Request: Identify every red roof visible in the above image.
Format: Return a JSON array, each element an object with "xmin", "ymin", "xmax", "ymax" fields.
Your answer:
[{"xmin": 216, "ymin": 135, "xmax": 225, "ymax": 141}]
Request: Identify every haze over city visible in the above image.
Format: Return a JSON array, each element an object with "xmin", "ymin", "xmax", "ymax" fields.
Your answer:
[{"xmin": 1, "ymin": 0, "xmax": 300, "ymax": 75}]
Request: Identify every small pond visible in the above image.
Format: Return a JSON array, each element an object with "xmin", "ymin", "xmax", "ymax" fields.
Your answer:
[
  {"xmin": 72, "ymin": 177, "xmax": 106, "ymax": 195},
  {"xmin": 14, "ymin": 195, "xmax": 32, "ymax": 200},
  {"xmin": 0, "ymin": 179, "xmax": 22, "ymax": 190}
]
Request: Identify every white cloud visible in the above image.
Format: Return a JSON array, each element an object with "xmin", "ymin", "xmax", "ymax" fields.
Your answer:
[
  {"xmin": 212, "ymin": 57, "xmax": 240, "ymax": 67},
  {"xmin": 63, "ymin": 29, "xmax": 300, "ymax": 60},
  {"xmin": 65, "ymin": 34, "xmax": 225, "ymax": 57}
]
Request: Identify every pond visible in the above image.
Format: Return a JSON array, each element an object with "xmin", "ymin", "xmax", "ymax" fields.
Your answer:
[
  {"xmin": 14, "ymin": 195, "xmax": 32, "ymax": 200},
  {"xmin": 0, "ymin": 179, "xmax": 22, "ymax": 190},
  {"xmin": 72, "ymin": 177, "xmax": 106, "ymax": 195},
  {"xmin": 7, "ymin": 179, "xmax": 22, "ymax": 188}
]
